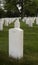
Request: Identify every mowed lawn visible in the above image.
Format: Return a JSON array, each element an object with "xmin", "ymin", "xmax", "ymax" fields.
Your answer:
[{"xmin": 0, "ymin": 21, "xmax": 38, "ymax": 65}]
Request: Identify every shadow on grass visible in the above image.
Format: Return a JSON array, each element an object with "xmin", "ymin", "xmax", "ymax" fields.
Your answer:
[{"xmin": 0, "ymin": 51, "xmax": 38, "ymax": 65}]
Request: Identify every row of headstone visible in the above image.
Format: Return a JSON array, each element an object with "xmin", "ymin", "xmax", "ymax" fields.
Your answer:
[
  {"xmin": 0, "ymin": 17, "xmax": 21, "ymax": 26},
  {"xmin": 0, "ymin": 17, "xmax": 38, "ymax": 31},
  {"xmin": 22, "ymin": 17, "xmax": 36, "ymax": 27},
  {"xmin": 0, "ymin": 18, "xmax": 20, "ymax": 31},
  {"xmin": 3, "ymin": 18, "xmax": 17, "ymax": 26}
]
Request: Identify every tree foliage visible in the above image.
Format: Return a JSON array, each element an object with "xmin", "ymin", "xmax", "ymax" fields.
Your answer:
[
  {"xmin": 1, "ymin": 0, "xmax": 38, "ymax": 17},
  {"xmin": 0, "ymin": 8, "xmax": 5, "ymax": 18},
  {"xmin": 23, "ymin": 0, "xmax": 38, "ymax": 16},
  {"xmin": 4, "ymin": 0, "xmax": 19, "ymax": 14}
]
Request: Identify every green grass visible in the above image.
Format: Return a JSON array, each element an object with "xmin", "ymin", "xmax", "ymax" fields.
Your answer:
[{"xmin": 0, "ymin": 21, "xmax": 38, "ymax": 65}]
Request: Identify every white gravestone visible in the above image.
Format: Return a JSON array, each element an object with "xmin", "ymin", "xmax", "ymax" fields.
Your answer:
[
  {"xmin": 28, "ymin": 17, "xmax": 34, "ymax": 27},
  {"xmin": 9, "ymin": 19, "xmax": 23, "ymax": 59},
  {"xmin": 36, "ymin": 17, "xmax": 38, "ymax": 25},
  {"xmin": 4, "ymin": 18, "xmax": 9, "ymax": 26},
  {"xmin": 9, "ymin": 18, "xmax": 16, "ymax": 24},
  {"xmin": 14, "ymin": 18, "xmax": 20, "ymax": 28},
  {"xmin": 0, "ymin": 19, "xmax": 4, "ymax": 31},
  {"xmin": 26, "ymin": 17, "xmax": 35, "ymax": 27},
  {"xmin": 22, "ymin": 17, "xmax": 27, "ymax": 22}
]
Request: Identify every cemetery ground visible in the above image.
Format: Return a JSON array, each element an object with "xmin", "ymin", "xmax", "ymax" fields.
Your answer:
[{"xmin": 0, "ymin": 21, "xmax": 38, "ymax": 65}]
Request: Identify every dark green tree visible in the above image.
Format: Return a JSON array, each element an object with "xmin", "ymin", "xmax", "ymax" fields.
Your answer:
[
  {"xmin": 23, "ymin": 0, "xmax": 38, "ymax": 16},
  {"xmin": 4, "ymin": 0, "xmax": 38, "ymax": 17},
  {"xmin": 4, "ymin": 0, "xmax": 20, "ymax": 17},
  {"xmin": 0, "ymin": 8, "xmax": 5, "ymax": 18}
]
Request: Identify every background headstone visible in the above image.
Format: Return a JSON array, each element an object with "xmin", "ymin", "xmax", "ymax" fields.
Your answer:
[
  {"xmin": 0, "ymin": 19, "xmax": 4, "ymax": 31},
  {"xmin": 36, "ymin": 17, "xmax": 38, "ymax": 25},
  {"xmin": 14, "ymin": 18, "xmax": 20, "ymax": 28}
]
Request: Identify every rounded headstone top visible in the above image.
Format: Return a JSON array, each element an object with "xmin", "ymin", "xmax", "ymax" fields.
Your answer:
[{"xmin": 14, "ymin": 18, "xmax": 20, "ymax": 28}]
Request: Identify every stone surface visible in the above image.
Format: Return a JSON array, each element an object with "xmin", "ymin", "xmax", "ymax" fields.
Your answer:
[
  {"xmin": 26, "ymin": 17, "xmax": 35, "ymax": 27},
  {"xmin": 14, "ymin": 18, "xmax": 20, "ymax": 28},
  {"xmin": 36, "ymin": 17, "xmax": 38, "ymax": 24},
  {"xmin": 9, "ymin": 20, "xmax": 23, "ymax": 59},
  {"xmin": 4, "ymin": 18, "xmax": 9, "ymax": 26},
  {"xmin": 0, "ymin": 19, "xmax": 4, "ymax": 30},
  {"xmin": 22, "ymin": 17, "xmax": 35, "ymax": 27},
  {"xmin": 22, "ymin": 17, "xmax": 27, "ymax": 22}
]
